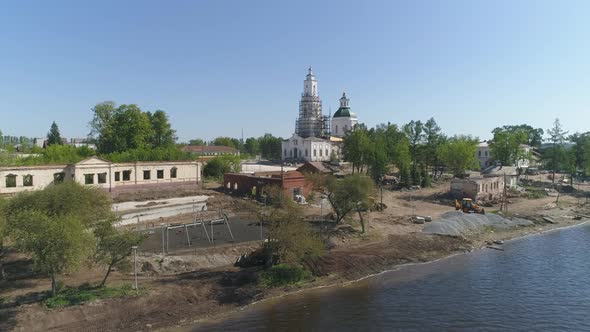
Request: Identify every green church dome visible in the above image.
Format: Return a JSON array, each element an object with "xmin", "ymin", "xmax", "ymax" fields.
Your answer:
[{"xmin": 333, "ymin": 107, "xmax": 352, "ymax": 118}]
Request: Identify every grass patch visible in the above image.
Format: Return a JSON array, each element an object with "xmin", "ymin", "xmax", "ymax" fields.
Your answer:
[
  {"xmin": 44, "ymin": 283, "xmax": 144, "ymax": 309},
  {"xmin": 259, "ymin": 264, "xmax": 311, "ymax": 288}
]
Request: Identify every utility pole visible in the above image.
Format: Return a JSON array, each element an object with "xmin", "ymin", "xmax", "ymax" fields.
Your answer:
[
  {"xmin": 132, "ymin": 246, "xmax": 138, "ymax": 290},
  {"xmin": 503, "ymin": 172, "xmax": 508, "ymax": 214}
]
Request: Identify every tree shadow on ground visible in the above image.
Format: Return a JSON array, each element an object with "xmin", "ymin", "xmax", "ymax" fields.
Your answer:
[{"xmin": 0, "ymin": 254, "xmax": 43, "ymax": 294}]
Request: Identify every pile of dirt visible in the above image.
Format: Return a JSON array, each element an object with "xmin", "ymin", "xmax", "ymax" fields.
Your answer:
[{"xmin": 423, "ymin": 211, "xmax": 534, "ymax": 236}]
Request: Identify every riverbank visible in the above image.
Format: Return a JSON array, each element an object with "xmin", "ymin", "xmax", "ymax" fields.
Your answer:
[
  {"xmin": 3, "ymin": 195, "xmax": 588, "ymax": 332},
  {"xmin": 180, "ymin": 211, "xmax": 590, "ymax": 332}
]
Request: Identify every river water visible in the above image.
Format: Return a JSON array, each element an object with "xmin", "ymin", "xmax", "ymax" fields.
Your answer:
[{"xmin": 193, "ymin": 224, "xmax": 590, "ymax": 331}]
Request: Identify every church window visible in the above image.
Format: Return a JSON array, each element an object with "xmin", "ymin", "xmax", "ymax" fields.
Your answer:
[
  {"xmin": 305, "ymin": 149, "xmax": 308, "ymax": 157},
  {"xmin": 313, "ymin": 150, "xmax": 316, "ymax": 157},
  {"xmin": 485, "ymin": 151, "xmax": 488, "ymax": 157},
  {"xmin": 344, "ymin": 125, "xmax": 348, "ymax": 132},
  {"xmin": 284, "ymin": 149, "xmax": 287, "ymax": 156},
  {"xmin": 319, "ymin": 149, "xmax": 323, "ymax": 157},
  {"xmin": 325, "ymin": 149, "xmax": 328, "ymax": 157},
  {"xmin": 478, "ymin": 151, "xmax": 481, "ymax": 157},
  {"xmin": 335, "ymin": 125, "xmax": 338, "ymax": 133}
]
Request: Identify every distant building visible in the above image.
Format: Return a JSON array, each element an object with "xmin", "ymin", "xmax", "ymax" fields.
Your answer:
[
  {"xmin": 476, "ymin": 141, "xmax": 534, "ymax": 170},
  {"xmin": 182, "ymin": 145, "xmax": 240, "ymax": 156},
  {"xmin": 450, "ymin": 165, "xmax": 519, "ymax": 201},
  {"xmin": 223, "ymin": 170, "xmax": 312, "ymax": 200},
  {"xmin": 0, "ymin": 156, "xmax": 202, "ymax": 195},
  {"xmin": 331, "ymin": 92, "xmax": 358, "ymax": 138},
  {"xmin": 33, "ymin": 137, "xmax": 46, "ymax": 148},
  {"xmin": 281, "ymin": 67, "xmax": 359, "ymax": 162}
]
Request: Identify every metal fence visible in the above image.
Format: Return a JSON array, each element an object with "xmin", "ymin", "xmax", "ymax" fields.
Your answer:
[{"xmin": 137, "ymin": 212, "xmax": 265, "ymax": 255}]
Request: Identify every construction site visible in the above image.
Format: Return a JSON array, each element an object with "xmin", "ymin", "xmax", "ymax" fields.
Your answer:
[{"xmin": 3, "ymin": 165, "xmax": 590, "ymax": 331}]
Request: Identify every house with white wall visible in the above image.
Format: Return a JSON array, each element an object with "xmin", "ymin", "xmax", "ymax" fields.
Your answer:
[{"xmin": 0, "ymin": 156, "xmax": 202, "ymax": 195}]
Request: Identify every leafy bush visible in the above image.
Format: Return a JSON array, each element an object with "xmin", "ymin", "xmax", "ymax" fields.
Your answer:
[
  {"xmin": 203, "ymin": 155, "xmax": 241, "ymax": 179},
  {"xmin": 259, "ymin": 264, "xmax": 311, "ymax": 288},
  {"xmin": 44, "ymin": 284, "xmax": 141, "ymax": 309}
]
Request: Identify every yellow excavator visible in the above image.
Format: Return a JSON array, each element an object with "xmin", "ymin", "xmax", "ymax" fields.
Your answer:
[{"xmin": 455, "ymin": 198, "xmax": 485, "ymax": 214}]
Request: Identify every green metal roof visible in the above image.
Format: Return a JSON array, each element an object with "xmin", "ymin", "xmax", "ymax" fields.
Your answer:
[{"xmin": 333, "ymin": 107, "xmax": 352, "ymax": 118}]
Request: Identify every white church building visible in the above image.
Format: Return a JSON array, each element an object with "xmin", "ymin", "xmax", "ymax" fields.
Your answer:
[{"xmin": 282, "ymin": 67, "xmax": 358, "ymax": 162}]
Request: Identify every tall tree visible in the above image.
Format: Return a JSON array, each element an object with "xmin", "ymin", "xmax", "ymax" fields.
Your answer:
[
  {"xmin": 568, "ymin": 132, "xmax": 590, "ymax": 177},
  {"xmin": 492, "ymin": 124, "xmax": 544, "ymax": 148},
  {"xmin": 422, "ymin": 118, "xmax": 445, "ymax": 178},
  {"xmin": 46, "ymin": 121, "xmax": 63, "ymax": 146},
  {"xmin": 545, "ymin": 118, "xmax": 569, "ymax": 184},
  {"xmin": 244, "ymin": 137, "xmax": 260, "ymax": 156},
  {"xmin": 4, "ymin": 182, "xmax": 112, "ymax": 295},
  {"xmin": 342, "ymin": 124, "xmax": 371, "ymax": 174},
  {"xmin": 148, "ymin": 110, "xmax": 177, "ymax": 148},
  {"xmin": 438, "ymin": 135, "xmax": 480, "ymax": 178},
  {"xmin": 89, "ymin": 101, "xmax": 116, "ymax": 141},
  {"xmin": 403, "ymin": 120, "xmax": 425, "ymax": 185},
  {"xmin": 488, "ymin": 129, "xmax": 528, "ymax": 166},
  {"xmin": 109, "ymin": 104, "xmax": 154, "ymax": 153},
  {"xmin": 258, "ymin": 134, "xmax": 283, "ymax": 160},
  {"xmin": 325, "ymin": 174, "xmax": 374, "ymax": 232}
]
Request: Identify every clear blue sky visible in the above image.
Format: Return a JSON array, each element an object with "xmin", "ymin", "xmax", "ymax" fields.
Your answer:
[{"xmin": 1, "ymin": 0, "xmax": 589, "ymax": 142}]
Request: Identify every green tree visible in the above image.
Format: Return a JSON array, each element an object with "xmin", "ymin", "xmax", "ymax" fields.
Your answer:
[
  {"xmin": 211, "ymin": 137, "xmax": 240, "ymax": 149},
  {"xmin": 93, "ymin": 220, "xmax": 142, "ymax": 287},
  {"xmin": 403, "ymin": 120, "xmax": 425, "ymax": 184},
  {"xmin": 244, "ymin": 137, "xmax": 260, "ymax": 156},
  {"xmin": 325, "ymin": 174, "xmax": 374, "ymax": 232},
  {"xmin": 188, "ymin": 138, "xmax": 206, "ymax": 146},
  {"xmin": 89, "ymin": 101, "xmax": 116, "ymax": 140},
  {"xmin": 489, "ymin": 129, "xmax": 528, "ymax": 166},
  {"xmin": 342, "ymin": 124, "xmax": 371, "ymax": 173},
  {"xmin": 569, "ymin": 132, "xmax": 590, "ymax": 177},
  {"xmin": 148, "ymin": 110, "xmax": 177, "ymax": 148},
  {"xmin": 258, "ymin": 134, "xmax": 282, "ymax": 160},
  {"xmin": 110, "ymin": 104, "xmax": 154, "ymax": 153},
  {"xmin": 262, "ymin": 201, "xmax": 323, "ymax": 265},
  {"xmin": 545, "ymin": 118, "xmax": 569, "ymax": 184},
  {"xmin": 438, "ymin": 135, "xmax": 479, "ymax": 178},
  {"xmin": 366, "ymin": 129, "xmax": 388, "ymax": 182},
  {"xmin": 423, "ymin": 118, "xmax": 444, "ymax": 177},
  {"xmin": 3, "ymin": 182, "xmax": 111, "ymax": 295},
  {"xmin": 47, "ymin": 121, "xmax": 63, "ymax": 146},
  {"xmin": 492, "ymin": 124, "xmax": 544, "ymax": 148},
  {"xmin": 203, "ymin": 154, "xmax": 241, "ymax": 178}
]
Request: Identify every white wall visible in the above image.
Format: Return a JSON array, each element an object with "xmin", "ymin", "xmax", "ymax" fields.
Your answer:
[
  {"xmin": 0, "ymin": 165, "xmax": 69, "ymax": 194},
  {"xmin": 0, "ymin": 158, "xmax": 202, "ymax": 195}
]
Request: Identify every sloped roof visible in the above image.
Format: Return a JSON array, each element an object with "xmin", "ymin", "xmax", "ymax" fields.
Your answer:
[
  {"xmin": 182, "ymin": 145, "xmax": 238, "ymax": 153},
  {"xmin": 481, "ymin": 165, "xmax": 519, "ymax": 176},
  {"xmin": 297, "ymin": 161, "xmax": 331, "ymax": 173}
]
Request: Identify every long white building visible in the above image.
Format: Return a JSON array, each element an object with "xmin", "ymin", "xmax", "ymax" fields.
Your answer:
[{"xmin": 0, "ymin": 156, "xmax": 202, "ymax": 195}]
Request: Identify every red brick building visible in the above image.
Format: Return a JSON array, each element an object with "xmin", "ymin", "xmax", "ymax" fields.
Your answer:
[{"xmin": 223, "ymin": 171, "xmax": 312, "ymax": 200}]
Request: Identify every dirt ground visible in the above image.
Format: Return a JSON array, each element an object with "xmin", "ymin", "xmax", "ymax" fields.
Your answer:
[{"xmin": 2, "ymin": 179, "xmax": 589, "ymax": 332}]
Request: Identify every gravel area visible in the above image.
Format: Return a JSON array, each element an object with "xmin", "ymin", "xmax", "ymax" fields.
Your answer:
[{"xmin": 423, "ymin": 211, "xmax": 534, "ymax": 236}]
